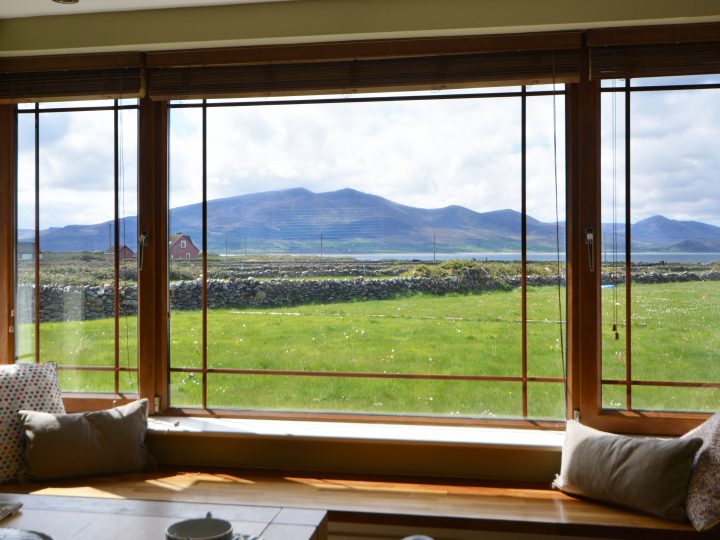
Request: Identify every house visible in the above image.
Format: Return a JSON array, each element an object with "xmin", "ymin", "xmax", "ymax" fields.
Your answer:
[
  {"xmin": 0, "ymin": 3, "xmax": 718, "ymax": 538},
  {"xmin": 104, "ymin": 244, "xmax": 135, "ymax": 262},
  {"xmin": 16, "ymin": 241, "xmax": 40, "ymax": 261},
  {"xmin": 169, "ymin": 233, "xmax": 200, "ymax": 259}
]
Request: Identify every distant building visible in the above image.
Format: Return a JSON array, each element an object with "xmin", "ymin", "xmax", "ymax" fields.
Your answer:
[
  {"xmin": 17, "ymin": 241, "xmax": 41, "ymax": 260},
  {"xmin": 105, "ymin": 245, "xmax": 136, "ymax": 262},
  {"xmin": 169, "ymin": 233, "xmax": 200, "ymax": 259}
]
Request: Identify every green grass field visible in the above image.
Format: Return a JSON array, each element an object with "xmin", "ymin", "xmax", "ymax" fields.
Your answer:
[{"xmin": 21, "ymin": 281, "xmax": 720, "ymax": 419}]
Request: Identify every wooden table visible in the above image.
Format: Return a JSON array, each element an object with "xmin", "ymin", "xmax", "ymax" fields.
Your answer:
[{"xmin": 0, "ymin": 494, "xmax": 327, "ymax": 540}]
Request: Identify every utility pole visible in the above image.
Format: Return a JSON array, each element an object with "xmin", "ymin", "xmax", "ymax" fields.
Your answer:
[
  {"xmin": 320, "ymin": 234, "xmax": 323, "ymax": 259},
  {"xmin": 433, "ymin": 235, "xmax": 436, "ymax": 263}
]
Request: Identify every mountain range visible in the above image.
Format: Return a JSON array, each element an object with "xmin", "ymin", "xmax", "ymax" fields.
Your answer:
[{"xmin": 22, "ymin": 188, "xmax": 720, "ymax": 254}]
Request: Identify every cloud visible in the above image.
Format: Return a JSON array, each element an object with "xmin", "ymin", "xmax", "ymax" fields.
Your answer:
[
  {"xmin": 17, "ymin": 106, "xmax": 138, "ymax": 229},
  {"xmin": 170, "ymin": 92, "xmax": 565, "ymax": 223}
]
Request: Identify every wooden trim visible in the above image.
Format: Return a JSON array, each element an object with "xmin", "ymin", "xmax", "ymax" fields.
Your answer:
[
  {"xmin": 0, "ymin": 105, "xmax": 15, "ymax": 365},
  {"xmin": 161, "ymin": 407, "xmax": 566, "ymax": 430},
  {"xmin": 62, "ymin": 393, "xmax": 137, "ymax": 413},
  {"xmin": 148, "ymin": 49, "xmax": 581, "ymax": 100},
  {"xmin": 0, "ymin": 52, "xmax": 144, "ymax": 74},
  {"xmin": 138, "ymin": 98, "xmax": 169, "ymax": 414},
  {"xmin": 573, "ymin": 72, "xmax": 602, "ymax": 427},
  {"xmin": 564, "ymin": 84, "xmax": 580, "ymax": 420},
  {"xmin": 587, "ymin": 22, "xmax": 720, "ymax": 47},
  {"xmin": 147, "ymin": 32, "xmax": 583, "ymax": 68},
  {"xmin": 589, "ymin": 42, "xmax": 720, "ymax": 80},
  {"xmin": 0, "ymin": 68, "xmax": 144, "ymax": 104}
]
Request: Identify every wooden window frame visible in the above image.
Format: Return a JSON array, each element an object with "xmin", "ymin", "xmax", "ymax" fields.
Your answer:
[{"xmin": 0, "ymin": 26, "xmax": 719, "ymax": 433}]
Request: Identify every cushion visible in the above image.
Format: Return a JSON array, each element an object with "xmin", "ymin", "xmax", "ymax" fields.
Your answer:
[
  {"xmin": 0, "ymin": 362, "xmax": 65, "ymax": 483},
  {"xmin": 19, "ymin": 398, "xmax": 156, "ymax": 482},
  {"xmin": 553, "ymin": 421, "xmax": 702, "ymax": 522},
  {"xmin": 682, "ymin": 413, "xmax": 720, "ymax": 531}
]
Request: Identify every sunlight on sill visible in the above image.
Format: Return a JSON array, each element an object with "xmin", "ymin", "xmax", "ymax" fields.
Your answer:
[{"xmin": 148, "ymin": 416, "xmax": 565, "ymax": 450}]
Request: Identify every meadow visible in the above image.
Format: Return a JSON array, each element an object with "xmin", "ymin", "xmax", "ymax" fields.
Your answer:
[{"xmin": 28, "ymin": 279, "xmax": 720, "ymax": 420}]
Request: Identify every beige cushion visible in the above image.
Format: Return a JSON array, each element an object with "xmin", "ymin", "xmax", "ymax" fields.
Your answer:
[
  {"xmin": 19, "ymin": 399, "xmax": 155, "ymax": 481},
  {"xmin": 553, "ymin": 421, "xmax": 702, "ymax": 522},
  {"xmin": 682, "ymin": 413, "xmax": 720, "ymax": 531}
]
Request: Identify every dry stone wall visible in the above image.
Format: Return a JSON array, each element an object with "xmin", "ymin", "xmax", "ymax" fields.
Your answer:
[{"xmin": 17, "ymin": 270, "xmax": 720, "ymax": 323}]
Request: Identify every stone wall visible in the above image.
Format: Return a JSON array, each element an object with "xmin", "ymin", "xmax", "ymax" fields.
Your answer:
[{"xmin": 17, "ymin": 269, "xmax": 720, "ymax": 322}]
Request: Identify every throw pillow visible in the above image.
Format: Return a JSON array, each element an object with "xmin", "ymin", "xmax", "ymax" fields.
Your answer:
[
  {"xmin": 682, "ymin": 413, "xmax": 720, "ymax": 531},
  {"xmin": 553, "ymin": 420, "xmax": 702, "ymax": 522},
  {"xmin": 0, "ymin": 362, "xmax": 65, "ymax": 483},
  {"xmin": 19, "ymin": 398, "xmax": 156, "ymax": 482}
]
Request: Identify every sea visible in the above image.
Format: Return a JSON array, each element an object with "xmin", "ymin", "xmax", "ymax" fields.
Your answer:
[{"xmin": 324, "ymin": 252, "xmax": 720, "ymax": 264}]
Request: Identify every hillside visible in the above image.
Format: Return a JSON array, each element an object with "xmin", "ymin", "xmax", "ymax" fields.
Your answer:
[{"xmin": 33, "ymin": 188, "xmax": 720, "ymax": 254}]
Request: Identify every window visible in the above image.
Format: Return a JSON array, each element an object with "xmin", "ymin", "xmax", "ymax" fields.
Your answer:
[
  {"xmin": 3, "ymin": 30, "xmax": 719, "ymax": 434},
  {"xmin": 600, "ymin": 76, "xmax": 720, "ymax": 413},
  {"xmin": 167, "ymin": 86, "xmax": 567, "ymax": 421},
  {"xmin": 15, "ymin": 100, "xmax": 139, "ymax": 395}
]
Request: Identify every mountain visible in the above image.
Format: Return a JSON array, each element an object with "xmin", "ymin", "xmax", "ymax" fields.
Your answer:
[
  {"xmin": 33, "ymin": 188, "xmax": 720, "ymax": 254},
  {"xmin": 601, "ymin": 215, "xmax": 720, "ymax": 253}
]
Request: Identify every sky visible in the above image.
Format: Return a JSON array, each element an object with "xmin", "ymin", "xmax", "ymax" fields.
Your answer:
[{"xmin": 15, "ymin": 78, "xmax": 720, "ymax": 231}]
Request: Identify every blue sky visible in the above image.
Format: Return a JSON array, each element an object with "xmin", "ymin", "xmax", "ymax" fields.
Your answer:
[{"xmin": 15, "ymin": 81, "xmax": 720, "ymax": 230}]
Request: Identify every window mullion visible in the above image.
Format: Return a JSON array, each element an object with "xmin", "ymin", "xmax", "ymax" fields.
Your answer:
[
  {"xmin": 0, "ymin": 105, "xmax": 16, "ymax": 365},
  {"xmin": 521, "ymin": 86, "xmax": 528, "ymax": 418}
]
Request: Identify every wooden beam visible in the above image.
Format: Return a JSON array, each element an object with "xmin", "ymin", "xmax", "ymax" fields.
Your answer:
[
  {"xmin": 588, "ymin": 22, "xmax": 720, "ymax": 47},
  {"xmin": 137, "ymin": 99, "xmax": 168, "ymax": 414},
  {"xmin": 146, "ymin": 32, "xmax": 583, "ymax": 68},
  {"xmin": 0, "ymin": 105, "xmax": 15, "ymax": 364}
]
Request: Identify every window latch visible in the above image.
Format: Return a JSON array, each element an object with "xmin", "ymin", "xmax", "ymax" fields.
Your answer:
[
  {"xmin": 138, "ymin": 230, "xmax": 150, "ymax": 271},
  {"xmin": 584, "ymin": 227, "xmax": 595, "ymax": 272}
]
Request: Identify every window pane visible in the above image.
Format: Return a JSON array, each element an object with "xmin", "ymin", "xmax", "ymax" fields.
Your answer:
[
  {"xmin": 166, "ymin": 89, "xmax": 569, "ymax": 419},
  {"xmin": 600, "ymin": 90, "xmax": 628, "ymax": 386},
  {"xmin": 15, "ymin": 104, "xmax": 139, "ymax": 394},
  {"xmin": 601, "ymin": 83, "xmax": 720, "ymax": 412},
  {"xmin": 16, "ymin": 113, "xmax": 36, "ymax": 364},
  {"xmin": 526, "ymin": 93, "xmax": 567, "ymax": 390},
  {"xmin": 169, "ymin": 107, "xmax": 204, "ymax": 371}
]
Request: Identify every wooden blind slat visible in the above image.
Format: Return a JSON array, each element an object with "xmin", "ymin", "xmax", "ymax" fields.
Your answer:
[
  {"xmin": 590, "ymin": 42, "xmax": 720, "ymax": 80},
  {"xmin": 0, "ymin": 68, "xmax": 143, "ymax": 104},
  {"xmin": 148, "ymin": 49, "xmax": 580, "ymax": 100}
]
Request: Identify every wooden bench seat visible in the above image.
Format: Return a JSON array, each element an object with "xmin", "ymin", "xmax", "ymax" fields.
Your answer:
[{"xmin": 2, "ymin": 469, "xmax": 716, "ymax": 539}]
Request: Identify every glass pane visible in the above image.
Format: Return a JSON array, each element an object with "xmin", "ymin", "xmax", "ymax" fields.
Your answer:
[
  {"xmin": 169, "ymin": 107, "xmax": 204, "ymax": 372},
  {"xmin": 17, "ymin": 103, "xmax": 139, "ymax": 394},
  {"xmin": 631, "ymin": 74, "xmax": 720, "ymax": 87},
  {"xmin": 118, "ymin": 108, "xmax": 139, "ymax": 375},
  {"xmin": 632, "ymin": 385, "xmax": 720, "ymax": 413},
  {"xmin": 526, "ymin": 94, "xmax": 567, "ymax": 390},
  {"xmin": 39, "ymin": 99, "xmax": 115, "ymax": 109},
  {"xmin": 629, "ymin": 88, "xmax": 720, "ymax": 410},
  {"xmin": 602, "ymin": 84, "xmax": 720, "ymax": 412},
  {"xmin": 206, "ymin": 374, "xmax": 524, "ymax": 417},
  {"xmin": 182, "ymin": 92, "xmax": 526, "ymax": 415},
  {"xmin": 58, "ymin": 369, "xmax": 115, "ymax": 393},
  {"xmin": 16, "ymin": 113, "xmax": 36, "ymax": 363},
  {"xmin": 600, "ymin": 90, "xmax": 628, "ymax": 386},
  {"xmin": 38, "ymin": 110, "xmax": 117, "ymax": 381},
  {"xmin": 527, "ymin": 382, "xmax": 566, "ymax": 419}
]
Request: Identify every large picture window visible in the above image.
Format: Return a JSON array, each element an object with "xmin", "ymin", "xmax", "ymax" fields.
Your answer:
[
  {"xmin": 15, "ymin": 100, "xmax": 139, "ymax": 395},
  {"xmin": 167, "ymin": 86, "xmax": 567, "ymax": 420}
]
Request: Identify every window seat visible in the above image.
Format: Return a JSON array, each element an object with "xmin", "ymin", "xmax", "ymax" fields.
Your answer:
[
  {"xmin": 146, "ymin": 417, "xmax": 565, "ymax": 483},
  {"xmin": 1, "ymin": 469, "xmax": 711, "ymax": 539}
]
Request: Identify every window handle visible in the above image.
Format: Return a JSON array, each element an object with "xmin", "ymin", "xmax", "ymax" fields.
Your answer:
[
  {"xmin": 584, "ymin": 227, "xmax": 595, "ymax": 272},
  {"xmin": 138, "ymin": 230, "xmax": 150, "ymax": 271}
]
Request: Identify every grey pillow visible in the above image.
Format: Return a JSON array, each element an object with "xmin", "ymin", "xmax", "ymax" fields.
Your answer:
[
  {"xmin": 19, "ymin": 399, "xmax": 156, "ymax": 482},
  {"xmin": 553, "ymin": 421, "xmax": 702, "ymax": 522},
  {"xmin": 682, "ymin": 413, "xmax": 720, "ymax": 531}
]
